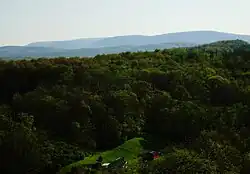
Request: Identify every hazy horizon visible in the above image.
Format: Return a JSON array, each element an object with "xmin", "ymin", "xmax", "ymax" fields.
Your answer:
[
  {"xmin": 1, "ymin": 30, "xmax": 249, "ymax": 47},
  {"xmin": 1, "ymin": 0, "xmax": 249, "ymax": 46}
]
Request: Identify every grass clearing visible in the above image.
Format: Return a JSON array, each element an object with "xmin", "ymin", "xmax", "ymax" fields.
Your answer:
[{"xmin": 60, "ymin": 137, "xmax": 145, "ymax": 174}]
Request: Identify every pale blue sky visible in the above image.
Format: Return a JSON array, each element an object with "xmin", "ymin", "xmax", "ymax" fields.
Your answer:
[{"xmin": 0, "ymin": 0, "xmax": 248, "ymax": 45}]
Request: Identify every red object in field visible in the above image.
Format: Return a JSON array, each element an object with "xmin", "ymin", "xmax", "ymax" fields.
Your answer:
[{"xmin": 152, "ymin": 151, "xmax": 159, "ymax": 159}]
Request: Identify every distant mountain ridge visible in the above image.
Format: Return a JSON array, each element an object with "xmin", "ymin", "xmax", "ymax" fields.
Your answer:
[
  {"xmin": 26, "ymin": 31, "xmax": 250, "ymax": 49},
  {"xmin": 0, "ymin": 42, "xmax": 196, "ymax": 59},
  {"xmin": 26, "ymin": 38, "xmax": 103, "ymax": 49},
  {"xmin": 1, "ymin": 31, "xmax": 250, "ymax": 58}
]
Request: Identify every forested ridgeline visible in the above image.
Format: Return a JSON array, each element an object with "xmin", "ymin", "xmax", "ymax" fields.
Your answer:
[{"xmin": 0, "ymin": 40, "xmax": 250, "ymax": 174}]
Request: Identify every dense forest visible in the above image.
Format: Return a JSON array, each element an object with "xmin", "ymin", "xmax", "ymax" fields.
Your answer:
[{"xmin": 0, "ymin": 40, "xmax": 250, "ymax": 174}]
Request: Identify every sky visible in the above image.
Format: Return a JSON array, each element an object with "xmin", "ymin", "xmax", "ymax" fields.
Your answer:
[{"xmin": 0, "ymin": 0, "xmax": 249, "ymax": 45}]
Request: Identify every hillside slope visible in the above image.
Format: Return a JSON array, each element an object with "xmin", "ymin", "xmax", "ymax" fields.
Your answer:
[{"xmin": 60, "ymin": 138, "xmax": 145, "ymax": 174}]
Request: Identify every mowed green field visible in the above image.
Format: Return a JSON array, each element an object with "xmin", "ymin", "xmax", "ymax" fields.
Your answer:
[{"xmin": 60, "ymin": 137, "xmax": 145, "ymax": 174}]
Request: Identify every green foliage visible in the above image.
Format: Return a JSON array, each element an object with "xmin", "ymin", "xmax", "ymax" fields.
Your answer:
[
  {"xmin": 0, "ymin": 114, "xmax": 42, "ymax": 174},
  {"xmin": 138, "ymin": 149, "xmax": 218, "ymax": 174}
]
